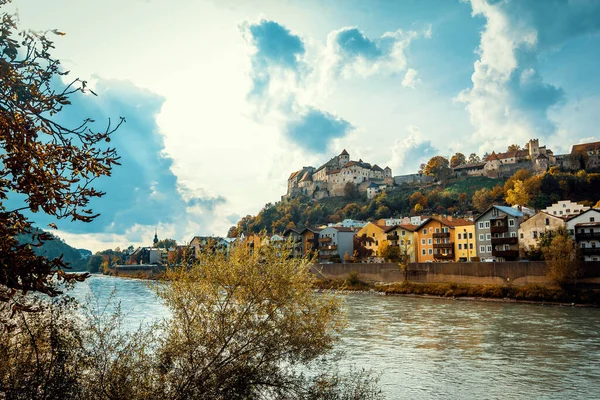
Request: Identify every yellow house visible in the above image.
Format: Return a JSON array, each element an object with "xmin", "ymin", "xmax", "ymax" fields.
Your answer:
[
  {"xmin": 416, "ymin": 217, "xmax": 475, "ymax": 262},
  {"xmin": 355, "ymin": 222, "xmax": 394, "ymax": 256},
  {"xmin": 386, "ymin": 224, "xmax": 419, "ymax": 262}
]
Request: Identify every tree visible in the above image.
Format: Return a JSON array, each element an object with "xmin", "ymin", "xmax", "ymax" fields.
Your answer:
[
  {"xmin": 378, "ymin": 241, "xmax": 401, "ymax": 262},
  {"xmin": 450, "ymin": 152, "xmax": 466, "ymax": 168},
  {"xmin": 0, "ymin": 3, "xmax": 123, "ymax": 304},
  {"xmin": 540, "ymin": 228, "xmax": 580, "ymax": 288},
  {"xmin": 154, "ymin": 238, "xmax": 177, "ymax": 250},
  {"xmin": 154, "ymin": 240, "xmax": 360, "ymax": 398},
  {"xmin": 472, "ymin": 188, "xmax": 493, "ymax": 213},
  {"xmin": 409, "ymin": 191, "xmax": 427, "ymax": 208},
  {"xmin": 507, "ymin": 144, "xmax": 521, "ymax": 152},
  {"xmin": 505, "ymin": 180, "xmax": 530, "ymax": 206},
  {"xmin": 343, "ymin": 182, "xmax": 359, "ymax": 200},
  {"xmin": 468, "ymin": 153, "xmax": 481, "ymax": 164},
  {"xmin": 424, "ymin": 156, "xmax": 451, "ymax": 184}
]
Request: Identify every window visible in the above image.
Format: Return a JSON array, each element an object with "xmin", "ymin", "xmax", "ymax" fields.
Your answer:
[
  {"xmin": 428, "ymin": 249, "xmax": 433, "ymax": 255},
  {"xmin": 569, "ymin": 229, "xmax": 574, "ymax": 236},
  {"xmin": 422, "ymin": 249, "xmax": 426, "ymax": 255},
  {"xmin": 458, "ymin": 244, "xmax": 462, "ymax": 250},
  {"xmin": 469, "ymin": 243, "xmax": 474, "ymax": 249},
  {"xmin": 504, "ymin": 244, "xmax": 510, "ymax": 250},
  {"xmin": 479, "ymin": 234, "xmax": 484, "ymax": 241},
  {"xmin": 401, "ymin": 230, "xmax": 406, "ymax": 236},
  {"xmin": 469, "ymin": 233, "xmax": 473, "ymax": 239},
  {"xmin": 423, "ymin": 229, "xmax": 428, "ymax": 235},
  {"xmin": 520, "ymin": 233, "xmax": 524, "ymax": 239},
  {"xmin": 421, "ymin": 239, "xmax": 426, "ymax": 245},
  {"xmin": 563, "ymin": 203, "xmax": 566, "ymax": 208},
  {"xmin": 591, "ymin": 217, "xmax": 596, "ymax": 223},
  {"xmin": 458, "ymin": 233, "xmax": 462, "ymax": 240},
  {"xmin": 443, "ymin": 227, "xmax": 449, "ymax": 233},
  {"xmin": 435, "ymin": 228, "xmax": 440, "ymax": 233},
  {"xmin": 428, "ymin": 238, "xmax": 432, "ymax": 245},
  {"xmin": 492, "ymin": 208, "xmax": 499, "ymax": 217},
  {"xmin": 487, "ymin": 245, "xmax": 492, "ymax": 252},
  {"xmin": 545, "ymin": 218, "xmax": 549, "ymax": 226},
  {"xmin": 485, "ymin": 221, "xmax": 490, "ymax": 228},
  {"xmin": 511, "ymin": 232, "xmax": 517, "ymax": 237},
  {"xmin": 532, "ymin": 231, "xmax": 538, "ymax": 239},
  {"xmin": 478, "ymin": 222, "xmax": 484, "ymax": 229},
  {"xmin": 486, "ymin": 234, "xmax": 491, "ymax": 240},
  {"xmin": 509, "ymin": 219, "xmax": 515, "ymax": 227},
  {"xmin": 375, "ymin": 241, "xmax": 378, "ymax": 246},
  {"xmin": 407, "ymin": 240, "xmax": 412, "ymax": 245},
  {"xmin": 480, "ymin": 246, "xmax": 486, "ymax": 253}
]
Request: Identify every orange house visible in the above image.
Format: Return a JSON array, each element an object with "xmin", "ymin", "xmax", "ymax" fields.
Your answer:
[{"xmin": 416, "ymin": 216, "xmax": 474, "ymax": 262}]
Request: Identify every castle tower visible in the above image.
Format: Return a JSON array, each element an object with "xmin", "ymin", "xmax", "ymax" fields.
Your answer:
[
  {"xmin": 528, "ymin": 139, "xmax": 540, "ymax": 158},
  {"xmin": 153, "ymin": 230, "xmax": 159, "ymax": 247},
  {"xmin": 338, "ymin": 149, "xmax": 349, "ymax": 167}
]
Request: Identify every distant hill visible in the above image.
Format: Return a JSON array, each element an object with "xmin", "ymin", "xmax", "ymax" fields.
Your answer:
[{"xmin": 17, "ymin": 228, "xmax": 91, "ymax": 272}]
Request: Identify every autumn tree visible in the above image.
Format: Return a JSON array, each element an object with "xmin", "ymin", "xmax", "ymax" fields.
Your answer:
[
  {"xmin": 505, "ymin": 180, "xmax": 530, "ymax": 206},
  {"xmin": 507, "ymin": 144, "xmax": 521, "ymax": 152},
  {"xmin": 468, "ymin": 153, "xmax": 481, "ymax": 164},
  {"xmin": 472, "ymin": 188, "xmax": 493, "ymax": 213},
  {"xmin": 450, "ymin": 152, "xmax": 466, "ymax": 168},
  {"xmin": 424, "ymin": 156, "xmax": 451, "ymax": 184},
  {"xmin": 540, "ymin": 227, "xmax": 580, "ymax": 288},
  {"xmin": 0, "ymin": 2, "xmax": 123, "ymax": 304},
  {"xmin": 409, "ymin": 191, "xmax": 428, "ymax": 208},
  {"xmin": 154, "ymin": 238, "xmax": 177, "ymax": 249}
]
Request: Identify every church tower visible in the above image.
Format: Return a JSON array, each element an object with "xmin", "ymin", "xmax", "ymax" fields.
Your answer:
[{"xmin": 153, "ymin": 230, "xmax": 159, "ymax": 247}]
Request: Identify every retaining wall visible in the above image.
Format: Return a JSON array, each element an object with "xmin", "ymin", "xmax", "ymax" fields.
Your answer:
[{"xmin": 312, "ymin": 261, "xmax": 600, "ymax": 287}]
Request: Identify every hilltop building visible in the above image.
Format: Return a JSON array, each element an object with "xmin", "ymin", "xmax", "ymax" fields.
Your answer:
[{"xmin": 285, "ymin": 150, "xmax": 393, "ymax": 199}]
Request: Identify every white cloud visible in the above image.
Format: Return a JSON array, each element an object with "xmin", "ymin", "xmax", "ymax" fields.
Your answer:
[{"xmin": 402, "ymin": 68, "xmax": 420, "ymax": 88}]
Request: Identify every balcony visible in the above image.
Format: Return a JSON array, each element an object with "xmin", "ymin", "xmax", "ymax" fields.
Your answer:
[
  {"xmin": 387, "ymin": 234, "xmax": 399, "ymax": 241},
  {"xmin": 581, "ymin": 247, "xmax": 600, "ymax": 256},
  {"xmin": 490, "ymin": 225, "xmax": 508, "ymax": 234},
  {"xmin": 433, "ymin": 242, "xmax": 453, "ymax": 249},
  {"xmin": 576, "ymin": 232, "xmax": 600, "ymax": 241},
  {"xmin": 491, "ymin": 237, "xmax": 518, "ymax": 245},
  {"xmin": 318, "ymin": 237, "xmax": 332, "ymax": 243},
  {"xmin": 319, "ymin": 244, "xmax": 338, "ymax": 251},
  {"xmin": 433, "ymin": 232, "xmax": 450, "ymax": 238},
  {"xmin": 492, "ymin": 249, "xmax": 519, "ymax": 259},
  {"xmin": 433, "ymin": 253, "xmax": 454, "ymax": 260}
]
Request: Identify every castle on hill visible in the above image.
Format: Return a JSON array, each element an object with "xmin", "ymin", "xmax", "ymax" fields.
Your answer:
[{"xmin": 285, "ymin": 150, "xmax": 393, "ymax": 200}]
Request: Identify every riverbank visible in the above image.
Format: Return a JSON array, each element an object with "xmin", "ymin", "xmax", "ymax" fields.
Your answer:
[{"xmin": 314, "ymin": 276, "xmax": 600, "ymax": 306}]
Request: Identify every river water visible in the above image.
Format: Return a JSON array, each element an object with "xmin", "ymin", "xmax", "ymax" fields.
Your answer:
[{"xmin": 69, "ymin": 275, "xmax": 600, "ymax": 399}]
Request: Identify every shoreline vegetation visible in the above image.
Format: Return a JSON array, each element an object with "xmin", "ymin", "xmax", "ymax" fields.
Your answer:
[{"xmin": 104, "ymin": 270, "xmax": 600, "ymax": 307}]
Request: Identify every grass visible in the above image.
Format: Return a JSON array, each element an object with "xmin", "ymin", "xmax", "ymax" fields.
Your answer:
[{"xmin": 442, "ymin": 176, "xmax": 504, "ymax": 197}]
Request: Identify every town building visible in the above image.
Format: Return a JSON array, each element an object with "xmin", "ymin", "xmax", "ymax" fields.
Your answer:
[
  {"xmin": 299, "ymin": 228, "xmax": 320, "ymax": 256},
  {"xmin": 475, "ymin": 205, "xmax": 524, "ymax": 261},
  {"xmin": 282, "ymin": 228, "xmax": 303, "ymax": 258},
  {"xmin": 415, "ymin": 217, "xmax": 474, "ymax": 262},
  {"xmin": 517, "ymin": 212, "xmax": 566, "ymax": 253},
  {"xmin": 317, "ymin": 226, "xmax": 355, "ymax": 263},
  {"xmin": 355, "ymin": 222, "xmax": 395, "ymax": 257},
  {"xmin": 385, "ymin": 224, "xmax": 419, "ymax": 262},
  {"xmin": 566, "ymin": 209, "xmax": 600, "ymax": 262},
  {"xmin": 542, "ymin": 200, "xmax": 590, "ymax": 218}
]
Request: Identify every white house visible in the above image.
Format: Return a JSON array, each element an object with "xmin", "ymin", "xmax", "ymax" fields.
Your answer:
[
  {"xmin": 543, "ymin": 200, "xmax": 590, "ymax": 218},
  {"xmin": 566, "ymin": 209, "xmax": 600, "ymax": 262}
]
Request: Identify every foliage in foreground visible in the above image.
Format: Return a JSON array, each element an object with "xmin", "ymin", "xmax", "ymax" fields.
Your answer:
[{"xmin": 0, "ymin": 242, "xmax": 384, "ymax": 399}]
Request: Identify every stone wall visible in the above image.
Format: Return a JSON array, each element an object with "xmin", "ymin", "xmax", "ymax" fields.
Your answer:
[{"xmin": 312, "ymin": 261, "xmax": 600, "ymax": 287}]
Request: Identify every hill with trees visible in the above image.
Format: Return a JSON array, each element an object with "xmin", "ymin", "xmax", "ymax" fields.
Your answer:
[
  {"xmin": 17, "ymin": 228, "xmax": 91, "ymax": 272},
  {"xmin": 229, "ymin": 168, "xmax": 600, "ymax": 236}
]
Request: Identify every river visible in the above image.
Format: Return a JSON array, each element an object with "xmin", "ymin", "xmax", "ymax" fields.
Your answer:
[{"xmin": 69, "ymin": 275, "xmax": 600, "ymax": 399}]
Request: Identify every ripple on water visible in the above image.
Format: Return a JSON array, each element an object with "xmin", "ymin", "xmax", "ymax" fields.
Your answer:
[{"xmin": 68, "ymin": 276, "xmax": 600, "ymax": 399}]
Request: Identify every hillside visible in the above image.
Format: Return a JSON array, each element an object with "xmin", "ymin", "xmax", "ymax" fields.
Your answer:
[
  {"xmin": 228, "ymin": 175, "xmax": 505, "ymax": 235},
  {"xmin": 17, "ymin": 228, "xmax": 91, "ymax": 271}
]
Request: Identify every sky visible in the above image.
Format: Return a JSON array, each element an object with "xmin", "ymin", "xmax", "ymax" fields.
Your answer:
[{"xmin": 5, "ymin": 0, "xmax": 600, "ymax": 252}]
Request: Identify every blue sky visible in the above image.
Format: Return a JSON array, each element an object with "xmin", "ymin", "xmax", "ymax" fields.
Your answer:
[{"xmin": 6, "ymin": 0, "xmax": 600, "ymax": 251}]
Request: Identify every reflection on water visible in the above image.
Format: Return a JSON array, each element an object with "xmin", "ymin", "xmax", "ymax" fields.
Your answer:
[{"xmin": 69, "ymin": 276, "xmax": 600, "ymax": 399}]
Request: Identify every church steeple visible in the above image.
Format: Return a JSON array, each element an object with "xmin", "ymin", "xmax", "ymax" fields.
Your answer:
[{"xmin": 153, "ymin": 229, "xmax": 159, "ymax": 246}]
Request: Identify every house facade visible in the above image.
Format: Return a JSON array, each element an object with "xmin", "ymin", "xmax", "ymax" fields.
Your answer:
[
  {"xmin": 475, "ymin": 205, "xmax": 524, "ymax": 261},
  {"xmin": 416, "ymin": 217, "xmax": 474, "ymax": 262},
  {"xmin": 385, "ymin": 224, "xmax": 419, "ymax": 262},
  {"xmin": 518, "ymin": 212, "xmax": 566, "ymax": 253},
  {"xmin": 317, "ymin": 226, "xmax": 355, "ymax": 262},
  {"xmin": 542, "ymin": 200, "xmax": 590, "ymax": 218},
  {"xmin": 567, "ymin": 209, "xmax": 600, "ymax": 262},
  {"xmin": 355, "ymin": 222, "xmax": 394, "ymax": 256}
]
